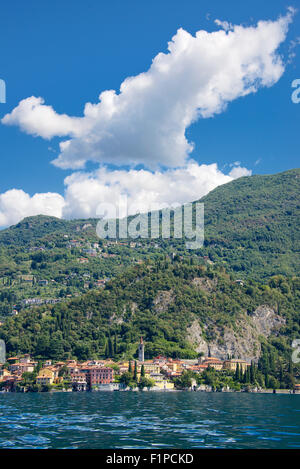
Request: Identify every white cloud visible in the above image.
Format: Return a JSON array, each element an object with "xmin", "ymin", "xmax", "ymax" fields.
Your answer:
[
  {"xmin": 1, "ymin": 97, "xmax": 85, "ymax": 140},
  {"xmin": 0, "ymin": 190, "xmax": 65, "ymax": 227},
  {"xmin": 1, "ymin": 10, "xmax": 294, "ymax": 170},
  {"xmin": 0, "ymin": 163, "xmax": 251, "ymax": 227},
  {"xmin": 214, "ymin": 19, "xmax": 234, "ymax": 32},
  {"xmin": 228, "ymin": 166, "xmax": 252, "ymax": 179}
]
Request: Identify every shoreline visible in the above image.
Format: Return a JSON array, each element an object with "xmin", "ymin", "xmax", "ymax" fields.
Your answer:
[{"xmin": 1, "ymin": 388, "xmax": 299, "ymax": 395}]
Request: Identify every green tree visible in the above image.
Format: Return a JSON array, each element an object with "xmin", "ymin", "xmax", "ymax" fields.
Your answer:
[
  {"xmin": 138, "ymin": 376, "xmax": 155, "ymax": 390},
  {"xmin": 120, "ymin": 372, "xmax": 133, "ymax": 387},
  {"xmin": 133, "ymin": 360, "xmax": 138, "ymax": 381}
]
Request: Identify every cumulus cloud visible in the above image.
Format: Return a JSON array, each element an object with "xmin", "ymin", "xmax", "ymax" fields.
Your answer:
[
  {"xmin": 0, "ymin": 163, "xmax": 251, "ymax": 227},
  {"xmin": 1, "ymin": 97, "xmax": 85, "ymax": 140},
  {"xmin": 214, "ymin": 19, "xmax": 234, "ymax": 32},
  {"xmin": 228, "ymin": 165, "xmax": 252, "ymax": 179},
  {"xmin": 0, "ymin": 190, "xmax": 65, "ymax": 227},
  {"xmin": 1, "ymin": 10, "xmax": 294, "ymax": 170}
]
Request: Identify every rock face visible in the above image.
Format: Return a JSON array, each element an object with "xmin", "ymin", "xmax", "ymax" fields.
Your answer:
[
  {"xmin": 186, "ymin": 305, "xmax": 285, "ymax": 361},
  {"xmin": 251, "ymin": 305, "xmax": 284, "ymax": 336},
  {"xmin": 186, "ymin": 321, "xmax": 209, "ymax": 356},
  {"xmin": 153, "ymin": 290, "xmax": 175, "ymax": 315},
  {"xmin": 191, "ymin": 277, "xmax": 217, "ymax": 293}
]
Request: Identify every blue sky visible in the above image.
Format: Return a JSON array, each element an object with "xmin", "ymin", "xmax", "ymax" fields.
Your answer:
[{"xmin": 0, "ymin": 0, "xmax": 299, "ymax": 225}]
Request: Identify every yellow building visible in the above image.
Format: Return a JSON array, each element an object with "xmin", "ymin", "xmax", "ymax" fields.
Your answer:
[
  {"xmin": 223, "ymin": 359, "xmax": 250, "ymax": 373},
  {"xmin": 36, "ymin": 368, "xmax": 55, "ymax": 385},
  {"xmin": 201, "ymin": 357, "xmax": 223, "ymax": 371},
  {"xmin": 150, "ymin": 373, "xmax": 174, "ymax": 390},
  {"xmin": 0, "ymin": 368, "xmax": 11, "ymax": 380},
  {"xmin": 166, "ymin": 362, "xmax": 180, "ymax": 372},
  {"xmin": 143, "ymin": 363, "xmax": 161, "ymax": 375},
  {"xmin": 153, "ymin": 380, "xmax": 174, "ymax": 390}
]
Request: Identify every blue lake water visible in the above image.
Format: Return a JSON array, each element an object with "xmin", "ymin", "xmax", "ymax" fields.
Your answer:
[{"xmin": 0, "ymin": 392, "xmax": 299, "ymax": 449}]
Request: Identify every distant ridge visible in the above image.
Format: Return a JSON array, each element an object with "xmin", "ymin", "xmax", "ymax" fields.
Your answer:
[{"xmin": 0, "ymin": 168, "xmax": 299, "ymax": 279}]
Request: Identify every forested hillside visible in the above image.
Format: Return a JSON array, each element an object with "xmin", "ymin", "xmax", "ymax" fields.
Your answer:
[
  {"xmin": 0, "ymin": 168, "xmax": 298, "ymax": 284},
  {"xmin": 199, "ymin": 168, "xmax": 300, "ymax": 279},
  {"xmin": 0, "ymin": 168, "xmax": 298, "ymax": 372},
  {"xmin": 0, "ymin": 260, "xmax": 299, "ymax": 364}
]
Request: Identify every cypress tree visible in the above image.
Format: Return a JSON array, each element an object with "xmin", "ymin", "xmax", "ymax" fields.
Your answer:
[
  {"xmin": 133, "ymin": 360, "xmax": 138, "ymax": 381},
  {"xmin": 279, "ymin": 363, "xmax": 284, "ymax": 387},
  {"xmin": 104, "ymin": 340, "xmax": 109, "ymax": 358},
  {"xmin": 269, "ymin": 352, "xmax": 275, "ymax": 373},
  {"xmin": 114, "ymin": 333, "xmax": 118, "ymax": 355},
  {"xmin": 265, "ymin": 373, "xmax": 269, "ymax": 389},
  {"xmin": 235, "ymin": 363, "xmax": 240, "ymax": 381},
  {"xmin": 108, "ymin": 336, "xmax": 114, "ymax": 357},
  {"xmin": 239, "ymin": 364, "xmax": 243, "ymax": 382},
  {"xmin": 141, "ymin": 364, "xmax": 145, "ymax": 377},
  {"xmin": 250, "ymin": 362, "xmax": 254, "ymax": 383},
  {"xmin": 128, "ymin": 360, "xmax": 132, "ymax": 373}
]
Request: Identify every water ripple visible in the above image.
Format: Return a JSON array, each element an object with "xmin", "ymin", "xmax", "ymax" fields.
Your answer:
[{"xmin": 0, "ymin": 393, "xmax": 299, "ymax": 448}]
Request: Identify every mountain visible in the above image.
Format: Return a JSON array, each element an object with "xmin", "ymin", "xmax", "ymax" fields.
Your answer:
[
  {"xmin": 0, "ymin": 259, "xmax": 299, "ymax": 365},
  {"xmin": 0, "ymin": 168, "xmax": 298, "ymax": 280},
  {"xmin": 0, "ymin": 215, "xmax": 98, "ymax": 246},
  {"xmin": 0, "ymin": 168, "xmax": 299, "ymax": 370},
  {"xmin": 198, "ymin": 168, "xmax": 300, "ymax": 279}
]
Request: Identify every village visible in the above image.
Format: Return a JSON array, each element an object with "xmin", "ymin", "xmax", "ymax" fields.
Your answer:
[
  {"xmin": 2, "ymin": 337, "xmax": 297, "ymax": 394},
  {"xmin": 0, "ymin": 355, "xmax": 251, "ymax": 393}
]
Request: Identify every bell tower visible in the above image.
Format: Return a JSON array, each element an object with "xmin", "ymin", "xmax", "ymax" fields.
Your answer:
[{"xmin": 138, "ymin": 337, "xmax": 144, "ymax": 362}]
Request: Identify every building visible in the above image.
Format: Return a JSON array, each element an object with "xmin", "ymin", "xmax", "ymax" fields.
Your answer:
[
  {"xmin": 92, "ymin": 383, "xmax": 123, "ymax": 391},
  {"xmin": 95, "ymin": 279, "xmax": 107, "ymax": 288},
  {"xmin": 201, "ymin": 357, "xmax": 223, "ymax": 371},
  {"xmin": 235, "ymin": 279, "xmax": 244, "ymax": 286},
  {"xmin": 223, "ymin": 359, "xmax": 250, "ymax": 373},
  {"xmin": 188, "ymin": 364, "xmax": 208, "ymax": 373},
  {"xmin": 138, "ymin": 337, "xmax": 145, "ymax": 362},
  {"xmin": 36, "ymin": 368, "xmax": 55, "ymax": 385},
  {"xmin": 0, "ymin": 368, "xmax": 11, "ymax": 380},
  {"xmin": 153, "ymin": 356, "xmax": 168, "ymax": 365},
  {"xmin": 20, "ymin": 275, "xmax": 35, "ymax": 284},
  {"xmin": 143, "ymin": 362, "xmax": 161, "ymax": 375},
  {"xmin": 38, "ymin": 279, "xmax": 48, "ymax": 286},
  {"xmin": 19, "ymin": 354, "xmax": 33, "ymax": 364},
  {"xmin": 0, "ymin": 375, "xmax": 21, "ymax": 391},
  {"xmin": 71, "ymin": 371, "xmax": 88, "ymax": 391},
  {"xmin": 6, "ymin": 356, "xmax": 19, "ymax": 364},
  {"xmin": 9, "ymin": 356, "xmax": 37, "ymax": 373},
  {"xmin": 83, "ymin": 367, "xmax": 114, "ymax": 389},
  {"xmin": 149, "ymin": 373, "xmax": 174, "ymax": 390}
]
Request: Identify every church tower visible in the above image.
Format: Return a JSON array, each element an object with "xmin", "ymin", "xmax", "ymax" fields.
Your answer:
[{"xmin": 138, "ymin": 337, "xmax": 144, "ymax": 362}]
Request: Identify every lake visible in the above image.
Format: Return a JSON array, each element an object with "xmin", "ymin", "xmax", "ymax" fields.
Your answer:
[{"xmin": 0, "ymin": 392, "xmax": 299, "ymax": 449}]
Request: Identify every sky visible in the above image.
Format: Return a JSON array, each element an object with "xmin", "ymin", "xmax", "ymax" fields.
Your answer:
[{"xmin": 0, "ymin": 0, "xmax": 299, "ymax": 227}]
